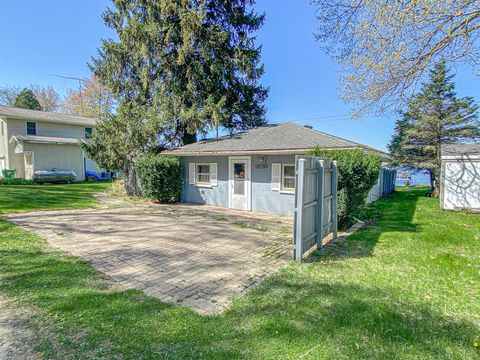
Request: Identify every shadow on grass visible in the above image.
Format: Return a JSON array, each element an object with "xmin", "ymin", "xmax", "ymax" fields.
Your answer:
[
  {"xmin": 310, "ymin": 187, "xmax": 425, "ymax": 261},
  {"xmin": 0, "ymin": 220, "xmax": 478, "ymax": 359}
]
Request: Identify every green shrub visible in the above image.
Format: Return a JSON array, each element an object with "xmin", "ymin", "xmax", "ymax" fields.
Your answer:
[
  {"xmin": 0, "ymin": 178, "xmax": 34, "ymax": 185},
  {"xmin": 306, "ymin": 148, "xmax": 382, "ymax": 229},
  {"xmin": 136, "ymin": 155, "xmax": 182, "ymax": 203}
]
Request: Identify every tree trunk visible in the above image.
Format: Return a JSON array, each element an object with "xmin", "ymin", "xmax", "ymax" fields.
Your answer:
[
  {"xmin": 428, "ymin": 169, "xmax": 435, "ymax": 190},
  {"xmin": 176, "ymin": 121, "xmax": 197, "ymax": 145},
  {"xmin": 124, "ymin": 161, "xmax": 141, "ymax": 196},
  {"xmin": 432, "ymin": 141, "xmax": 442, "ymax": 197},
  {"xmin": 181, "ymin": 129, "xmax": 197, "ymax": 145},
  {"xmin": 429, "ymin": 170, "xmax": 440, "ymax": 197}
]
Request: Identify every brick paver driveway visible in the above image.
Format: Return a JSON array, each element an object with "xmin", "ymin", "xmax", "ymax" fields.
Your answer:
[{"xmin": 7, "ymin": 202, "xmax": 292, "ymax": 314}]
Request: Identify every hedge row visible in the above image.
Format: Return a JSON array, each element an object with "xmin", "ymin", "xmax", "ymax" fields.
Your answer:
[{"xmin": 307, "ymin": 148, "xmax": 382, "ymax": 229}]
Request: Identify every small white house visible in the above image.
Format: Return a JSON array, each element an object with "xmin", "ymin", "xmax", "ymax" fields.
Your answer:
[
  {"xmin": 0, "ymin": 106, "xmax": 103, "ymax": 181},
  {"xmin": 440, "ymin": 144, "xmax": 480, "ymax": 211}
]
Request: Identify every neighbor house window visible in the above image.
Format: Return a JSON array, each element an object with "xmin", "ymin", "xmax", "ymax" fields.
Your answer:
[
  {"xmin": 26, "ymin": 122, "xmax": 36, "ymax": 135},
  {"xmin": 85, "ymin": 127, "xmax": 93, "ymax": 139},
  {"xmin": 282, "ymin": 164, "xmax": 295, "ymax": 192},
  {"xmin": 196, "ymin": 164, "xmax": 211, "ymax": 184}
]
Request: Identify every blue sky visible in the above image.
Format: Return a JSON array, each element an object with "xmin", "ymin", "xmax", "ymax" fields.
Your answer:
[{"xmin": 1, "ymin": 0, "xmax": 479, "ymax": 151}]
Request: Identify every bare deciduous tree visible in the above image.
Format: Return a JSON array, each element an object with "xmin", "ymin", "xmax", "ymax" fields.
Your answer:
[
  {"xmin": 62, "ymin": 76, "xmax": 114, "ymax": 119},
  {"xmin": 312, "ymin": 0, "xmax": 480, "ymax": 116},
  {"xmin": 31, "ymin": 85, "xmax": 62, "ymax": 112},
  {"xmin": 0, "ymin": 85, "xmax": 21, "ymax": 106}
]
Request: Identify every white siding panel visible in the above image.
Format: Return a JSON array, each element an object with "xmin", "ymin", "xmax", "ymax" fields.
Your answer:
[
  {"xmin": 443, "ymin": 160, "xmax": 480, "ymax": 210},
  {"xmin": 22, "ymin": 143, "xmax": 84, "ymax": 181},
  {"xmin": 84, "ymin": 154, "xmax": 103, "ymax": 174}
]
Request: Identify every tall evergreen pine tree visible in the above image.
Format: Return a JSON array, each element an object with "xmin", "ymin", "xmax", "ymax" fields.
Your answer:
[
  {"xmin": 84, "ymin": 0, "xmax": 268, "ymax": 194},
  {"xmin": 13, "ymin": 89, "xmax": 42, "ymax": 110},
  {"xmin": 389, "ymin": 60, "xmax": 479, "ymax": 194}
]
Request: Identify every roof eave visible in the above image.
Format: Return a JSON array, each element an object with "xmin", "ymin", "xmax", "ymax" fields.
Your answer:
[
  {"xmin": 0, "ymin": 114, "xmax": 98, "ymax": 126},
  {"xmin": 9, "ymin": 135, "xmax": 83, "ymax": 146},
  {"xmin": 164, "ymin": 146, "xmax": 388, "ymax": 157},
  {"xmin": 163, "ymin": 148, "xmax": 311, "ymax": 156}
]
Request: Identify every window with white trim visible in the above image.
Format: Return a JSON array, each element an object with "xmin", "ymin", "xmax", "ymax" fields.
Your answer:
[
  {"xmin": 282, "ymin": 164, "xmax": 295, "ymax": 192},
  {"xmin": 196, "ymin": 164, "xmax": 211, "ymax": 184}
]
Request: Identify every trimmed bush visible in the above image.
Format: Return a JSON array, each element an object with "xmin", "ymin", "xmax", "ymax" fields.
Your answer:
[
  {"xmin": 136, "ymin": 155, "xmax": 182, "ymax": 203},
  {"xmin": 0, "ymin": 178, "xmax": 34, "ymax": 185},
  {"xmin": 306, "ymin": 148, "xmax": 382, "ymax": 229}
]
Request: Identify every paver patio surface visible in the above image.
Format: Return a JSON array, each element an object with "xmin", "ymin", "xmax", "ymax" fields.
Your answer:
[{"xmin": 6, "ymin": 203, "xmax": 292, "ymax": 314}]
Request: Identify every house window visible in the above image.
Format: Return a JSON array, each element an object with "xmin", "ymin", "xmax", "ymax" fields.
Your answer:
[
  {"xmin": 26, "ymin": 122, "xmax": 36, "ymax": 136},
  {"xmin": 196, "ymin": 164, "xmax": 211, "ymax": 184},
  {"xmin": 85, "ymin": 127, "xmax": 93, "ymax": 139},
  {"xmin": 282, "ymin": 164, "xmax": 295, "ymax": 192}
]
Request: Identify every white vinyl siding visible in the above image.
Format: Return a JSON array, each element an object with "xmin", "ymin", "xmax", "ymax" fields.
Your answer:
[
  {"xmin": 443, "ymin": 159, "xmax": 480, "ymax": 210},
  {"xmin": 22, "ymin": 142, "xmax": 84, "ymax": 181}
]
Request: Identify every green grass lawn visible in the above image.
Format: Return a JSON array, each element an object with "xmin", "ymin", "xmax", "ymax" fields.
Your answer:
[
  {"xmin": 0, "ymin": 182, "xmax": 110, "ymax": 214},
  {"xmin": 0, "ymin": 186, "xmax": 479, "ymax": 359}
]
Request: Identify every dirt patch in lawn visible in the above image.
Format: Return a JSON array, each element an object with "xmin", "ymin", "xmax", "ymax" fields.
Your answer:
[{"xmin": 0, "ymin": 295, "xmax": 37, "ymax": 360}]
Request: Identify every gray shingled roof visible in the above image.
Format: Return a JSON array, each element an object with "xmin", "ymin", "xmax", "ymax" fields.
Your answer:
[
  {"xmin": 167, "ymin": 122, "xmax": 386, "ymax": 156},
  {"xmin": 0, "ymin": 106, "xmax": 98, "ymax": 126},
  {"xmin": 11, "ymin": 134, "xmax": 83, "ymax": 145},
  {"xmin": 442, "ymin": 143, "xmax": 480, "ymax": 156}
]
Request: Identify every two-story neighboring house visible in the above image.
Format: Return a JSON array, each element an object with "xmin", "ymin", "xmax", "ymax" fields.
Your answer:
[{"xmin": 0, "ymin": 106, "xmax": 103, "ymax": 181}]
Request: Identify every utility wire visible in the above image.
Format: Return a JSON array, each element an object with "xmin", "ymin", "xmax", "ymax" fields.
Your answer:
[{"xmin": 271, "ymin": 113, "xmax": 390, "ymax": 124}]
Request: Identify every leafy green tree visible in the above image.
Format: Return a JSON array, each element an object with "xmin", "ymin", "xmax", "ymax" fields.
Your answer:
[
  {"xmin": 13, "ymin": 88, "xmax": 41, "ymax": 110},
  {"xmin": 82, "ymin": 103, "xmax": 158, "ymax": 195},
  {"xmin": 136, "ymin": 155, "xmax": 182, "ymax": 203},
  {"xmin": 86, "ymin": 0, "xmax": 268, "ymax": 194},
  {"xmin": 389, "ymin": 60, "xmax": 480, "ymax": 194}
]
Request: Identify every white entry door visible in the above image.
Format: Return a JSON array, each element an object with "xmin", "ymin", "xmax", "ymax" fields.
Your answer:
[
  {"xmin": 229, "ymin": 157, "xmax": 251, "ymax": 211},
  {"xmin": 24, "ymin": 152, "xmax": 34, "ymax": 180}
]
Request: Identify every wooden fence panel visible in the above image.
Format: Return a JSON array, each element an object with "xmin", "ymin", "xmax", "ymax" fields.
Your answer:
[{"xmin": 294, "ymin": 156, "xmax": 338, "ymax": 262}]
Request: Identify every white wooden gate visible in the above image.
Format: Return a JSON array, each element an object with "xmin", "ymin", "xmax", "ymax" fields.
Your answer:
[{"xmin": 293, "ymin": 156, "xmax": 338, "ymax": 262}]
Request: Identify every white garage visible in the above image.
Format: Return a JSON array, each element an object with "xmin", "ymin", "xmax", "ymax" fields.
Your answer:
[{"xmin": 440, "ymin": 144, "xmax": 480, "ymax": 211}]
